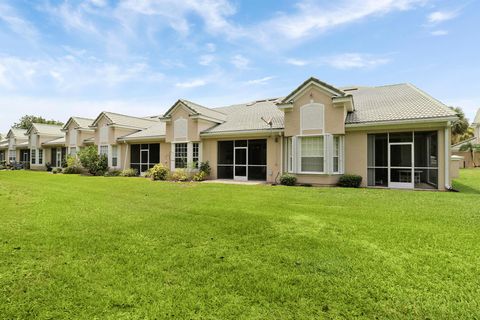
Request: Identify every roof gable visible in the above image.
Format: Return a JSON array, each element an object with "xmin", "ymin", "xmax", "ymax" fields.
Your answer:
[
  {"xmin": 26, "ymin": 123, "xmax": 64, "ymax": 136},
  {"xmin": 473, "ymin": 109, "xmax": 480, "ymax": 125},
  {"xmin": 91, "ymin": 111, "xmax": 157, "ymax": 129},
  {"xmin": 281, "ymin": 77, "xmax": 345, "ymax": 104},
  {"xmin": 7, "ymin": 128, "xmax": 27, "ymax": 138},
  {"xmin": 162, "ymin": 99, "xmax": 226, "ymax": 123},
  {"xmin": 62, "ymin": 117, "xmax": 94, "ymax": 131}
]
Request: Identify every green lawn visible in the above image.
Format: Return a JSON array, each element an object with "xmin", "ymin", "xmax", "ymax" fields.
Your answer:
[{"xmin": 0, "ymin": 170, "xmax": 479, "ymax": 319}]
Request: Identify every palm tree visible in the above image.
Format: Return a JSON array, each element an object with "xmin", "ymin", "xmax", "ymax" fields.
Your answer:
[
  {"xmin": 459, "ymin": 142, "xmax": 480, "ymax": 167},
  {"xmin": 450, "ymin": 106, "xmax": 471, "ymax": 144}
]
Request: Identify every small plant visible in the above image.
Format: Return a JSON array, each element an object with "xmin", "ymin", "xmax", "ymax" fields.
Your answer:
[
  {"xmin": 45, "ymin": 162, "xmax": 53, "ymax": 172},
  {"xmin": 105, "ymin": 170, "xmax": 122, "ymax": 177},
  {"xmin": 120, "ymin": 168, "xmax": 138, "ymax": 177},
  {"xmin": 199, "ymin": 161, "xmax": 211, "ymax": 176},
  {"xmin": 63, "ymin": 156, "xmax": 82, "ymax": 174},
  {"xmin": 338, "ymin": 174, "xmax": 362, "ymax": 188},
  {"xmin": 280, "ymin": 173, "xmax": 297, "ymax": 186},
  {"xmin": 192, "ymin": 171, "xmax": 207, "ymax": 181},
  {"xmin": 52, "ymin": 168, "xmax": 61, "ymax": 174},
  {"xmin": 147, "ymin": 163, "xmax": 169, "ymax": 181},
  {"xmin": 169, "ymin": 169, "xmax": 188, "ymax": 182}
]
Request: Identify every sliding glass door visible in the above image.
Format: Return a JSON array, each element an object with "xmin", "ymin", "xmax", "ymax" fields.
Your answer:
[{"xmin": 389, "ymin": 143, "xmax": 413, "ymax": 189}]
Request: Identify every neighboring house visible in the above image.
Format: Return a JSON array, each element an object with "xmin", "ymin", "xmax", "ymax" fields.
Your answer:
[
  {"xmin": 473, "ymin": 109, "xmax": 480, "ymax": 143},
  {"xmin": 0, "ymin": 133, "xmax": 7, "ymax": 162},
  {"xmin": 5, "ymin": 128, "xmax": 29, "ymax": 165},
  {"xmin": 89, "ymin": 112, "xmax": 160, "ymax": 170},
  {"xmin": 451, "ymin": 108, "xmax": 480, "ymax": 168},
  {"xmin": 26, "ymin": 123, "xmax": 65, "ymax": 170},
  {"xmin": 62, "ymin": 117, "xmax": 95, "ymax": 157},
  {"xmin": 114, "ymin": 77, "xmax": 457, "ymax": 190}
]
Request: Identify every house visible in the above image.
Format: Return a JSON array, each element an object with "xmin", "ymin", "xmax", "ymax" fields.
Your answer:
[
  {"xmin": 451, "ymin": 108, "xmax": 480, "ymax": 167},
  {"xmin": 4, "ymin": 128, "xmax": 29, "ymax": 165},
  {"xmin": 0, "ymin": 133, "xmax": 7, "ymax": 163},
  {"xmin": 473, "ymin": 109, "xmax": 480, "ymax": 143},
  {"xmin": 89, "ymin": 112, "xmax": 160, "ymax": 169},
  {"xmin": 26, "ymin": 123, "xmax": 65, "ymax": 170},
  {"xmin": 111, "ymin": 77, "xmax": 456, "ymax": 190},
  {"xmin": 62, "ymin": 117, "xmax": 95, "ymax": 156}
]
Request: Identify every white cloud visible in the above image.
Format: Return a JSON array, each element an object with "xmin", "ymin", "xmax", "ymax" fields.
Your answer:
[
  {"xmin": 0, "ymin": 3, "xmax": 39, "ymax": 40},
  {"xmin": 245, "ymin": 76, "xmax": 275, "ymax": 85},
  {"xmin": 427, "ymin": 10, "xmax": 458, "ymax": 24},
  {"xmin": 324, "ymin": 53, "xmax": 390, "ymax": 70},
  {"xmin": 206, "ymin": 43, "xmax": 216, "ymax": 52},
  {"xmin": 431, "ymin": 30, "xmax": 448, "ymax": 36},
  {"xmin": 286, "ymin": 58, "xmax": 309, "ymax": 66},
  {"xmin": 175, "ymin": 79, "xmax": 207, "ymax": 88},
  {"xmin": 199, "ymin": 54, "xmax": 215, "ymax": 66},
  {"xmin": 231, "ymin": 54, "xmax": 249, "ymax": 69},
  {"xmin": 43, "ymin": 2, "xmax": 99, "ymax": 34},
  {"xmin": 255, "ymin": 0, "xmax": 427, "ymax": 42}
]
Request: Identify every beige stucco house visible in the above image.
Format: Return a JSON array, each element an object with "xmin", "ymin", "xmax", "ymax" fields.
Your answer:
[
  {"xmin": 62, "ymin": 117, "xmax": 95, "ymax": 156},
  {"xmin": 26, "ymin": 123, "xmax": 65, "ymax": 170},
  {"xmin": 112, "ymin": 77, "xmax": 457, "ymax": 190},
  {"xmin": 4, "ymin": 128, "xmax": 29, "ymax": 165}
]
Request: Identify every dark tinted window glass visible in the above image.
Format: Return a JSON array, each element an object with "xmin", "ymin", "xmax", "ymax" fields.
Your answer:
[
  {"xmin": 218, "ymin": 141, "xmax": 234, "ymax": 164},
  {"xmin": 217, "ymin": 166, "xmax": 233, "ymax": 179},
  {"xmin": 414, "ymin": 131, "xmax": 438, "ymax": 167},
  {"xmin": 235, "ymin": 165, "xmax": 247, "ymax": 176},
  {"xmin": 141, "ymin": 144, "xmax": 149, "ymax": 150},
  {"xmin": 51, "ymin": 149, "xmax": 57, "ymax": 166},
  {"xmin": 131, "ymin": 164, "xmax": 140, "ymax": 174},
  {"xmin": 248, "ymin": 139, "xmax": 267, "ymax": 165},
  {"xmin": 367, "ymin": 168, "xmax": 388, "ymax": 186},
  {"xmin": 149, "ymin": 144, "xmax": 160, "ymax": 163},
  {"xmin": 131, "ymin": 144, "xmax": 140, "ymax": 163},
  {"xmin": 235, "ymin": 148, "xmax": 247, "ymax": 165},
  {"xmin": 235, "ymin": 140, "xmax": 247, "ymax": 147},
  {"xmin": 248, "ymin": 166, "xmax": 266, "ymax": 180},
  {"xmin": 389, "ymin": 132, "xmax": 413, "ymax": 142}
]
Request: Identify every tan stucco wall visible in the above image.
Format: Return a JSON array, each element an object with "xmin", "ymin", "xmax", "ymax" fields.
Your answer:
[
  {"xmin": 284, "ymin": 84, "xmax": 346, "ymax": 137},
  {"xmin": 165, "ymin": 105, "xmax": 216, "ymax": 143}
]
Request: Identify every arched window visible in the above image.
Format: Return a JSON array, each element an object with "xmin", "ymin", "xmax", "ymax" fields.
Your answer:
[
  {"xmin": 301, "ymin": 103, "xmax": 324, "ymax": 131},
  {"xmin": 174, "ymin": 117, "xmax": 188, "ymax": 141}
]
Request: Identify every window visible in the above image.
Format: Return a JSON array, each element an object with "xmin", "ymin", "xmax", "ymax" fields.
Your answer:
[
  {"xmin": 285, "ymin": 137, "xmax": 293, "ymax": 172},
  {"xmin": 217, "ymin": 140, "xmax": 267, "ymax": 180},
  {"xmin": 31, "ymin": 149, "xmax": 36, "ymax": 164},
  {"xmin": 301, "ymin": 103, "xmax": 324, "ymax": 131},
  {"xmin": 333, "ymin": 136, "xmax": 340, "ymax": 173},
  {"xmin": 130, "ymin": 143, "xmax": 160, "ymax": 173},
  {"xmin": 192, "ymin": 143, "xmax": 199, "ymax": 168},
  {"xmin": 300, "ymin": 136, "xmax": 324, "ymax": 172},
  {"xmin": 175, "ymin": 143, "xmax": 187, "ymax": 168},
  {"xmin": 30, "ymin": 134, "xmax": 37, "ymax": 149},
  {"xmin": 100, "ymin": 126, "xmax": 108, "ymax": 144},
  {"xmin": 99, "ymin": 145, "xmax": 108, "ymax": 156},
  {"xmin": 38, "ymin": 149, "xmax": 43, "ymax": 165},
  {"xmin": 70, "ymin": 130, "xmax": 77, "ymax": 145},
  {"xmin": 70, "ymin": 147, "xmax": 77, "ymax": 157},
  {"xmin": 111, "ymin": 145, "xmax": 118, "ymax": 167},
  {"xmin": 9, "ymin": 150, "xmax": 16, "ymax": 162},
  {"xmin": 174, "ymin": 118, "xmax": 187, "ymax": 141}
]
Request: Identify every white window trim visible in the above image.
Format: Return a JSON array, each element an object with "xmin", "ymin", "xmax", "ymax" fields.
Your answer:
[
  {"xmin": 300, "ymin": 103, "xmax": 325, "ymax": 132},
  {"xmin": 298, "ymin": 135, "xmax": 326, "ymax": 174}
]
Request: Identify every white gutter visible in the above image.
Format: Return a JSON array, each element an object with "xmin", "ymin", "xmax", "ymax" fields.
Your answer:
[
  {"xmin": 445, "ymin": 125, "xmax": 451, "ymax": 190},
  {"xmin": 345, "ymin": 116, "xmax": 458, "ymax": 128},
  {"xmin": 200, "ymin": 129, "xmax": 284, "ymax": 137}
]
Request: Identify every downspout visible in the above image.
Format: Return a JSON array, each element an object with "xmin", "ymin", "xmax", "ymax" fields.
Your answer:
[{"xmin": 444, "ymin": 125, "xmax": 451, "ymax": 190}]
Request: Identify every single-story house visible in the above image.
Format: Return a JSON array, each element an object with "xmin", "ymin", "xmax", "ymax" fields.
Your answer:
[
  {"xmin": 26, "ymin": 123, "xmax": 65, "ymax": 170},
  {"xmin": 4, "ymin": 128, "xmax": 29, "ymax": 165}
]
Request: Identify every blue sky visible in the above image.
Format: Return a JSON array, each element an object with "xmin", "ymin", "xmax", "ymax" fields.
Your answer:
[{"xmin": 0, "ymin": 0, "xmax": 479, "ymax": 132}]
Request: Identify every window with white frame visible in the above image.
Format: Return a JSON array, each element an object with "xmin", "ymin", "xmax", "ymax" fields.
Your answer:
[
  {"xmin": 286, "ymin": 137, "xmax": 293, "ymax": 172},
  {"xmin": 301, "ymin": 103, "xmax": 324, "ymax": 131},
  {"xmin": 99, "ymin": 145, "xmax": 108, "ymax": 157},
  {"xmin": 300, "ymin": 136, "xmax": 324, "ymax": 172},
  {"xmin": 111, "ymin": 145, "xmax": 118, "ymax": 167},
  {"xmin": 100, "ymin": 126, "xmax": 108, "ymax": 144},
  {"xmin": 69, "ymin": 129, "xmax": 77, "ymax": 145},
  {"xmin": 9, "ymin": 150, "xmax": 16, "ymax": 162},
  {"xmin": 30, "ymin": 134, "xmax": 37, "ymax": 149},
  {"xmin": 174, "ymin": 143, "xmax": 188, "ymax": 168},
  {"xmin": 192, "ymin": 142, "xmax": 199, "ymax": 168},
  {"xmin": 38, "ymin": 149, "xmax": 43, "ymax": 165},
  {"xmin": 333, "ymin": 136, "xmax": 340, "ymax": 173},
  {"xmin": 70, "ymin": 147, "xmax": 77, "ymax": 157},
  {"xmin": 31, "ymin": 149, "xmax": 36, "ymax": 164}
]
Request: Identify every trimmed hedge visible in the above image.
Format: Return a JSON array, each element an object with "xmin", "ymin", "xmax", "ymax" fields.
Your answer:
[
  {"xmin": 280, "ymin": 173, "xmax": 297, "ymax": 186},
  {"xmin": 338, "ymin": 174, "xmax": 362, "ymax": 188}
]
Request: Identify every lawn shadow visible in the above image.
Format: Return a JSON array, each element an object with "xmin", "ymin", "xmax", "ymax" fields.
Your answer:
[{"xmin": 452, "ymin": 181, "xmax": 480, "ymax": 195}]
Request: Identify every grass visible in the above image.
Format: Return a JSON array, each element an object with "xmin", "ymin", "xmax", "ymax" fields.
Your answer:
[{"xmin": 0, "ymin": 170, "xmax": 479, "ymax": 319}]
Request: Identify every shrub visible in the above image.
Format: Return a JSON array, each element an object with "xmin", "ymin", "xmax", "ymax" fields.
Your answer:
[
  {"xmin": 169, "ymin": 169, "xmax": 188, "ymax": 182},
  {"xmin": 338, "ymin": 174, "xmax": 362, "ymax": 188},
  {"xmin": 63, "ymin": 165, "xmax": 81, "ymax": 174},
  {"xmin": 147, "ymin": 163, "xmax": 169, "ymax": 181},
  {"xmin": 199, "ymin": 161, "xmax": 211, "ymax": 176},
  {"xmin": 280, "ymin": 173, "xmax": 297, "ymax": 186},
  {"xmin": 104, "ymin": 170, "xmax": 122, "ymax": 177},
  {"xmin": 120, "ymin": 168, "xmax": 138, "ymax": 177},
  {"xmin": 45, "ymin": 162, "xmax": 53, "ymax": 172},
  {"xmin": 192, "ymin": 171, "xmax": 207, "ymax": 181},
  {"xmin": 52, "ymin": 168, "xmax": 61, "ymax": 174},
  {"xmin": 77, "ymin": 146, "xmax": 109, "ymax": 176}
]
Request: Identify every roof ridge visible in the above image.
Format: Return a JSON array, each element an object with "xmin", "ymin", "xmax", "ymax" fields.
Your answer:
[{"xmin": 104, "ymin": 111, "xmax": 158, "ymax": 122}]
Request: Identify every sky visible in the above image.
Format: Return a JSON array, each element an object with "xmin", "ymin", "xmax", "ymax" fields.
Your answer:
[{"xmin": 0, "ymin": 0, "xmax": 479, "ymax": 132}]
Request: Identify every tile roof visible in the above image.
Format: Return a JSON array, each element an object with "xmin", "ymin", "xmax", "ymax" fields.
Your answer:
[
  {"xmin": 42, "ymin": 137, "xmax": 66, "ymax": 146},
  {"xmin": 179, "ymin": 99, "xmax": 227, "ymax": 122},
  {"xmin": 98, "ymin": 112, "xmax": 159, "ymax": 129},
  {"xmin": 473, "ymin": 109, "xmax": 480, "ymax": 125},
  {"xmin": 202, "ymin": 98, "xmax": 284, "ymax": 134},
  {"xmin": 29, "ymin": 123, "xmax": 64, "ymax": 136},
  {"xmin": 119, "ymin": 122, "xmax": 166, "ymax": 140},
  {"xmin": 344, "ymin": 84, "xmax": 457, "ymax": 124},
  {"xmin": 8, "ymin": 128, "xmax": 27, "ymax": 138},
  {"xmin": 72, "ymin": 117, "xmax": 94, "ymax": 128}
]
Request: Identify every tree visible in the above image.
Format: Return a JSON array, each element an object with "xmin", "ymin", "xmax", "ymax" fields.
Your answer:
[
  {"xmin": 459, "ymin": 142, "xmax": 480, "ymax": 167},
  {"xmin": 450, "ymin": 107, "xmax": 471, "ymax": 144},
  {"xmin": 13, "ymin": 115, "xmax": 64, "ymax": 130}
]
